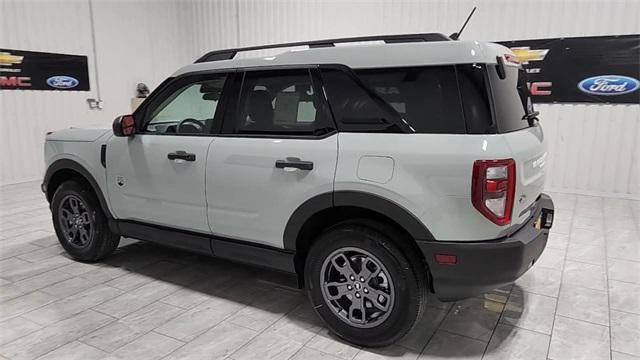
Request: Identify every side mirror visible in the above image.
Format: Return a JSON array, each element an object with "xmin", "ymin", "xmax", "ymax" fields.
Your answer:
[{"xmin": 113, "ymin": 115, "xmax": 136, "ymax": 137}]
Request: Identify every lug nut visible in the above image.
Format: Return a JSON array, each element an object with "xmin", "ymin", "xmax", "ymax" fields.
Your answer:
[
  {"xmin": 363, "ymin": 288, "xmax": 369, "ymax": 293},
  {"xmin": 350, "ymin": 275, "xmax": 355, "ymax": 281},
  {"xmin": 355, "ymin": 292, "xmax": 361, "ymax": 298},
  {"xmin": 347, "ymin": 285, "xmax": 352, "ymax": 290},
  {"xmin": 360, "ymin": 277, "xmax": 365, "ymax": 282}
]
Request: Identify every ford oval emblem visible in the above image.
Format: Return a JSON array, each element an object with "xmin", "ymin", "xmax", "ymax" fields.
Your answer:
[
  {"xmin": 46, "ymin": 75, "xmax": 79, "ymax": 89},
  {"xmin": 578, "ymin": 75, "xmax": 639, "ymax": 96}
]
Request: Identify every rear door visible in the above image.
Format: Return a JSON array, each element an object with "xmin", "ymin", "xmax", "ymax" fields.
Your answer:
[
  {"xmin": 487, "ymin": 64, "xmax": 547, "ymax": 225},
  {"xmin": 206, "ymin": 68, "xmax": 338, "ymax": 248}
]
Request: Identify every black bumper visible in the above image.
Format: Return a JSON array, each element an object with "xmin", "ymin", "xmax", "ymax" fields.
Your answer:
[{"xmin": 418, "ymin": 193, "xmax": 554, "ymax": 301}]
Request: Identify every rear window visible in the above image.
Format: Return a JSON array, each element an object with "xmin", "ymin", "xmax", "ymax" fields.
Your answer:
[
  {"xmin": 456, "ymin": 64, "xmax": 494, "ymax": 134},
  {"xmin": 355, "ymin": 66, "xmax": 466, "ymax": 134},
  {"xmin": 322, "ymin": 64, "xmax": 533, "ymax": 135},
  {"xmin": 487, "ymin": 65, "xmax": 533, "ymax": 133}
]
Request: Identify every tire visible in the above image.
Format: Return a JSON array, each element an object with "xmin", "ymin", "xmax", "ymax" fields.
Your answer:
[
  {"xmin": 51, "ymin": 179, "xmax": 120, "ymax": 262},
  {"xmin": 304, "ymin": 219, "xmax": 428, "ymax": 347}
]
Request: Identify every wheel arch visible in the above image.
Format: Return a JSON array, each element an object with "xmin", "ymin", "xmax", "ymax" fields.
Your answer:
[
  {"xmin": 284, "ymin": 191, "xmax": 435, "ymax": 280},
  {"xmin": 43, "ymin": 159, "xmax": 115, "ymax": 221}
]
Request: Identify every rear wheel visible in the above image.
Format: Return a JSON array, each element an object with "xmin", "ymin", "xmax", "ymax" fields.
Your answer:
[
  {"xmin": 304, "ymin": 220, "xmax": 427, "ymax": 347},
  {"xmin": 51, "ymin": 180, "xmax": 119, "ymax": 261}
]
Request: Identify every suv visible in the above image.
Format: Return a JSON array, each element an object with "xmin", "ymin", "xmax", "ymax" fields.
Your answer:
[{"xmin": 42, "ymin": 33, "xmax": 554, "ymax": 346}]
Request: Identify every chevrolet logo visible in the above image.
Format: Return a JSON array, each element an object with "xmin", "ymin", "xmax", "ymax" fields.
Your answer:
[
  {"xmin": 0, "ymin": 52, "xmax": 24, "ymax": 66},
  {"xmin": 510, "ymin": 47, "xmax": 549, "ymax": 65}
]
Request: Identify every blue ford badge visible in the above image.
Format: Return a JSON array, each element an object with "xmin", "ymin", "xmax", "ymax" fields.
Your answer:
[
  {"xmin": 578, "ymin": 75, "xmax": 639, "ymax": 96},
  {"xmin": 46, "ymin": 76, "xmax": 79, "ymax": 89}
]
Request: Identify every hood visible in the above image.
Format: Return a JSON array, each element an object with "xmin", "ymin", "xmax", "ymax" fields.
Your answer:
[{"xmin": 46, "ymin": 127, "xmax": 111, "ymax": 142}]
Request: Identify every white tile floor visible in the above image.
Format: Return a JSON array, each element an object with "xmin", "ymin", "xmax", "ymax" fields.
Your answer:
[{"xmin": 1, "ymin": 181, "xmax": 639, "ymax": 360}]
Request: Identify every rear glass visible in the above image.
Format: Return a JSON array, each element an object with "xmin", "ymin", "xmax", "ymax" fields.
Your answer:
[
  {"xmin": 487, "ymin": 65, "xmax": 532, "ymax": 133},
  {"xmin": 355, "ymin": 66, "xmax": 466, "ymax": 134},
  {"xmin": 456, "ymin": 64, "xmax": 494, "ymax": 134}
]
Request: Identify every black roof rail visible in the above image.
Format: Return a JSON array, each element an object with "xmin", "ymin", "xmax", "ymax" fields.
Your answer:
[{"xmin": 194, "ymin": 33, "xmax": 451, "ymax": 63}]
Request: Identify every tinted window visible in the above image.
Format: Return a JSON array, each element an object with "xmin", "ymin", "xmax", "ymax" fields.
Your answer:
[
  {"xmin": 456, "ymin": 64, "xmax": 493, "ymax": 134},
  {"xmin": 321, "ymin": 69, "xmax": 406, "ymax": 133},
  {"xmin": 145, "ymin": 76, "xmax": 227, "ymax": 134},
  {"xmin": 231, "ymin": 69, "xmax": 332, "ymax": 135},
  {"xmin": 487, "ymin": 65, "xmax": 531, "ymax": 133},
  {"xmin": 356, "ymin": 66, "xmax": 466, "ymax": 134}
]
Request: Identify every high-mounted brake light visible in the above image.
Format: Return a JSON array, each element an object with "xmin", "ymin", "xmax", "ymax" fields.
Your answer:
[
  {"xmin": 504, "ymin": 53, "xmax": 520, "ymax": 64},
  {"xmin": 472, "ymin": 159, "xmax": 516, "ymax": 225}
]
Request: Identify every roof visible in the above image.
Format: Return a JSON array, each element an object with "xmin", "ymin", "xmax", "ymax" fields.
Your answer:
[{"xmin": 173, "ymin": 40, "xmax": 513, "ymax": 77}]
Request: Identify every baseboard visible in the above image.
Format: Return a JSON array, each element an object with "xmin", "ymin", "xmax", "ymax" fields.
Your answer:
[{"xmin": 545, "ymin": 187, "xmax": 640, "ymax": 201}]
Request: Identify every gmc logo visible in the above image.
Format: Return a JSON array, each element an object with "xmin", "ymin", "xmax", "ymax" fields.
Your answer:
[
  {"xmin": 0, "ymin": 76, "xmax": 32, "ymax": 87},
  {"xmin": 529, "ymin": 81, "xmax": 552, "ymax": 96}
]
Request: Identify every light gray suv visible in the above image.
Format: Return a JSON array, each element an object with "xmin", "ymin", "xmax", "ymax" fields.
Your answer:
[{"xmin": 42, "ymin": 33, "xmax": 554, "ymax": 346}]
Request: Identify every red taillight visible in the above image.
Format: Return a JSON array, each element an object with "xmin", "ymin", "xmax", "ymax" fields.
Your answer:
[{"xmin": 472, "ymin": 159, "xmax": 516, "ymax": 226}]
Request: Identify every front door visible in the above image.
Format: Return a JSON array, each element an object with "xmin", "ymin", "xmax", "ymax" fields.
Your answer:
[
  {"xmin": 206, "ymin": 68, "xmax": 338, "ymax": 247},
  {"xmin": 107, "ymin": 73, "xmax": 229, "ymax": 233}
]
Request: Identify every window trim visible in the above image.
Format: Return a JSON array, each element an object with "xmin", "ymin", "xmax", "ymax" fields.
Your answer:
[
  {"xmin": 133, "ymin": 70, "xmax": 235, "ymax": 136},
  {"xmin": 218, "ymin": 66, "xmax": 337, "ymax": 139}
]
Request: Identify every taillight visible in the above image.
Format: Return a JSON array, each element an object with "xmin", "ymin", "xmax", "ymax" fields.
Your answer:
[{"xmin": 472, "ymin": 159, "xmax": 516, "ymax": 225}]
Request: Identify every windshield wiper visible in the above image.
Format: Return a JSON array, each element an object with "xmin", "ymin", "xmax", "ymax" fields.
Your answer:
[{"xmin": 522, "ymin": 111, "xmax": 540, "ymax": 127}]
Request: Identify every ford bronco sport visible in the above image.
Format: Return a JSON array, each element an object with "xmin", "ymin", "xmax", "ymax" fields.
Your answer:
[{"xmin": 42, "ymin": 33, "xmax": 554, "ymax": 346}]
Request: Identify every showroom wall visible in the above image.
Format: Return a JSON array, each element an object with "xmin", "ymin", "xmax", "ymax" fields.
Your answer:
[
  {"xmin": 1, "ymin": 0, "xmax": 639, "ymax": 199},
  {"xmin": 0, "ymin": 0, "xmax": 194, "ymax": 185}
]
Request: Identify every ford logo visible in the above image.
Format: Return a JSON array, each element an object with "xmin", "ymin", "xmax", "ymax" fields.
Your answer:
[
  {"xmin": 578, "ymin": 75, "xmax": 639, "ymax": 96},
  {"xmin": 46, "ymin": 75, "xmax": 79, "ymax": 89}
]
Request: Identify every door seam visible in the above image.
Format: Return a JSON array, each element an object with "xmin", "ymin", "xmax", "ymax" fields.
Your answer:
[{"xmin": 204, "ymin": 137, "xmax": 216, "ymax": 233}]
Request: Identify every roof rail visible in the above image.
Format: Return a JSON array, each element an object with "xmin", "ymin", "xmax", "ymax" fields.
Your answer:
[{"xmin": 194, "ymin": 33, "xmax": 450, "ymax": 63}]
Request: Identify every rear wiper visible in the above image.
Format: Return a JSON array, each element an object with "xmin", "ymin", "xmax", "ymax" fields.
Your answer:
[{"xmin": 522, "ymin": 111, "xmax": 540, "ymax": 127}]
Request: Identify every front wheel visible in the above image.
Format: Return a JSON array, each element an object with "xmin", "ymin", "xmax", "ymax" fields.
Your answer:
[
  {"xmin": 51, "ymin": 179, "xmax": 120, "ymax": 262},
  {"xmin": 304, "ymin": 220, "xmax": 428, "ymax": 347}
]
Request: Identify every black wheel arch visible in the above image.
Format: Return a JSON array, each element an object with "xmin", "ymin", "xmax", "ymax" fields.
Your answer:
[
  {"xmin": 284, "ymin": 190, "xmax": 435, "ymax": 252},
  {"xmin": 43, "ymin": 159, "xmax": 116, "ymax": 223}
]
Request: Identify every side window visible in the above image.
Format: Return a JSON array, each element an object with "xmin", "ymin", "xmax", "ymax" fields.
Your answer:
[
  {"xmin": 355, "ymin": 66, "xmax": 466, "ymax": 134},
  {"xmin": 145, "ymin": 75, "xmax": 227, "ymax": 134},
  {"xmin": 321, "ymin": 69, "xmax": 405, "ymax": 132},
  {"xmin": 230, "ymin": 69, "xmax": 332, "ymax": 135}
]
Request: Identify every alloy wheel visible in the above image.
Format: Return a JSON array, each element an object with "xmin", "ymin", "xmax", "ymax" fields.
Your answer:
[{"xmin": 320, "ymin": 247, "xmax": 395, "ymax": 328}]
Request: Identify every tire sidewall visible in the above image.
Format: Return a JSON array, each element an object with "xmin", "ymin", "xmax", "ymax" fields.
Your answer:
[
  {"xmin": 51, "ymin": 180, "xmax": 108, "ymax": 261},
  {"xmin": 305, "ymin": 223, "xmax": 422, "ymax": 346}
]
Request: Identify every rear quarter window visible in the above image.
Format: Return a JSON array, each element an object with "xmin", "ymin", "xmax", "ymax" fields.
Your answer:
[{"xmin": 355, "ymin": 66, "xmax": 466, "ymax": 134}]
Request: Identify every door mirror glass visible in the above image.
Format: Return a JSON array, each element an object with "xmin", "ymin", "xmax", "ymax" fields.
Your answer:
[{"xmin": 113, "ymin": 115, "xmax": 136, "ymax": 137}]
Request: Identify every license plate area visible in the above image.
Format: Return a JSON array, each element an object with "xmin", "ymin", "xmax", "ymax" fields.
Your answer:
[{"xmin": 534, "ymin": 208, "xmax": 554, "ymax": 230}]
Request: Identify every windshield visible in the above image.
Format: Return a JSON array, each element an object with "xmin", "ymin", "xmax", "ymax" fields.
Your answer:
[{"xmin": 487, "ymin": 65, "xmax": 534, "ymax": 133}]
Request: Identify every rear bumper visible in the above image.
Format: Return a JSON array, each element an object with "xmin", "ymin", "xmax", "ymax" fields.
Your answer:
[{"xmin": 418, "ymin": 193, "xmax": 554, "ymax": 301}]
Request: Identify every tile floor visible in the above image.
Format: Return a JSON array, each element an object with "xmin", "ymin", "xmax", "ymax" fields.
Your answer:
[{"xmin": 1, "ymin": 181, "xmax": 639, "ymax": 360}]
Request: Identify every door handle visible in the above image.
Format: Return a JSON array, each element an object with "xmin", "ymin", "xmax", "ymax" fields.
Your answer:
[
  {"xmin": 168, "ymin": 151, "xmax": 196, "ymax": 162},
  {"xmin": 275, "ymin": 157, "xmax": 313, "ymax": 171}
]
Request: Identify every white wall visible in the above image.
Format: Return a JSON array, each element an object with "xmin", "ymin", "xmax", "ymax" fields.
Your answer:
[
  {"xmin": 0, "ymin": 0, "xmax": 193, "ymax": 184},
  {"xmin": 1, "ymin": 0, "xmax": 639, "ymax": 199}
]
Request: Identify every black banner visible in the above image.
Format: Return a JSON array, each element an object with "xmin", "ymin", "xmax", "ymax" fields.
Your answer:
[
  {"xmin": 497, "ymin": 35, "xmax": 639, "ymax": 104},
  {"xmin": 0, "ymin": 49, "xmax": 90, "ymax": 91}
]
